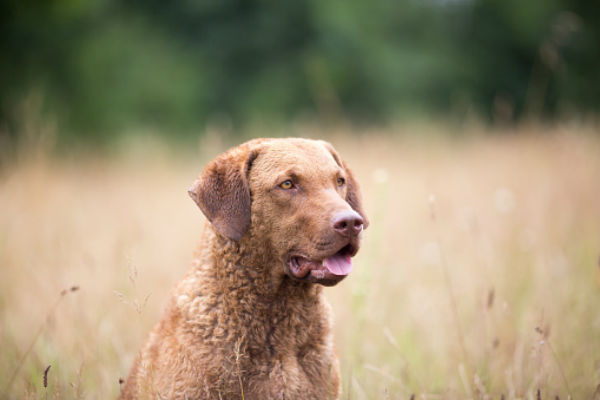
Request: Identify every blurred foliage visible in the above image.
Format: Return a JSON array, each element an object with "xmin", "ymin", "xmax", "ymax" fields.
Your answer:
[{"xmin": 1, "ymin": 0, "xmax": 599, "ymax": 143}]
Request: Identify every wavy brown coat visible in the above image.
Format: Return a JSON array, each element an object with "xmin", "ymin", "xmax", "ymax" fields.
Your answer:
[{"xmin": 120, "ymin": 138, "xmax": 368, "ymax": 399}]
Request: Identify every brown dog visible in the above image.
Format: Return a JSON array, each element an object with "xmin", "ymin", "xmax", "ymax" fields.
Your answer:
[{"xmin": 120, "ymin": 138, "xmax": 368, "ymax": 399}]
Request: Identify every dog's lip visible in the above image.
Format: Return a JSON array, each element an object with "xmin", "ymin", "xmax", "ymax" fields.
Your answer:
[{"xmin": 286, "ymin": 243, "xmax": 357, "ymax": 283}]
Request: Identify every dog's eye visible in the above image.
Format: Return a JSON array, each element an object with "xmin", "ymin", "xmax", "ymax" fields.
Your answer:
[
  {"xmin": 280, "ymin": 180, "xmax": 294, "ymax": 190},
  {"xmin": 337, "ymin": 177, "xmax": 345, "ymax": 187}
]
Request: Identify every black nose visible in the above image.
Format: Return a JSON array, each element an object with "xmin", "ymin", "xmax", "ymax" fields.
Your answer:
[{"xmin": 332, "ymin": 210, "xmax": 364, "ymax": 237}]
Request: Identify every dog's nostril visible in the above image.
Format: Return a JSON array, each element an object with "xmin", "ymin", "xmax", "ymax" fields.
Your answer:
[{"xmin": 333, "ymin": 219, "xmax": 348, "ymax": 230}]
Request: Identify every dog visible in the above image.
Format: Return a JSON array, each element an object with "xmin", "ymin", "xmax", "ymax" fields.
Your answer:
[{"xmin": 120, "ymin": 138, "xmax": 368, "ymax": 399}]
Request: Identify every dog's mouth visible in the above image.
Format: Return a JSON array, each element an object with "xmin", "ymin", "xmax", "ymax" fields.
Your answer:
[{"xmin": 286, "ymin": 243, "xmax": 358, "ymax": 286}]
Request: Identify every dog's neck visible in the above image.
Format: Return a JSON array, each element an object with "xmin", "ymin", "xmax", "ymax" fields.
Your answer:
[
  {"xmin": 186, "ymin": 227, "xmax": 329, "ymax": 358},
  {"xmin": 197, "ymin": 226, "xmax": 322, "ymax": 307}
]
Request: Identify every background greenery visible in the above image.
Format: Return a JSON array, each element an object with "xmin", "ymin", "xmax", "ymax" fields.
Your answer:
[{"xmin": 1, "ymin": 0, "xmax": 599, "ymax": 145}]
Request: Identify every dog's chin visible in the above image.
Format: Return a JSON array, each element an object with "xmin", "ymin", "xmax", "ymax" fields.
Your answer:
[{"xmin": 285, "ymin": 243, "xmax": 358, "ymax": 287}]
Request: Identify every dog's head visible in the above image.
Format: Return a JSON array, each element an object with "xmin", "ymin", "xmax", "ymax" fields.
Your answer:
[{"xmin": 188, "ymin": 138, "xmax": 368, "ymax": 286}]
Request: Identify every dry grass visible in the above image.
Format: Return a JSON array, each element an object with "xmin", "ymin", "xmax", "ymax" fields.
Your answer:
[{"xmin": 1, "ymin": 124, "xmax": 599, "ymax": 399}]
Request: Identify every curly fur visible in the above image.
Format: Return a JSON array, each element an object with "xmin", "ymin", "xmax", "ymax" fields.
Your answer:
[{"xmin": 120, "ymin": 138, "xmax": 367, "ymax": 399}]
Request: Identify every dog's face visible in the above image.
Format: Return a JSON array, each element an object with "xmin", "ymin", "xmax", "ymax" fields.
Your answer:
[{"xmin": 189, "ymin": 138, "xmax": 368, "ymax": 286}]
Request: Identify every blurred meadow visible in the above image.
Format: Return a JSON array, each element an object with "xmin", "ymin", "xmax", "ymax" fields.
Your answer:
[
  {"xmin": 1, "ymin": 125, "xmax": 599, "ymax": 399},
  {"xmin": 1, "ymin": 0, "xmax": 600, "ymax": 399}
]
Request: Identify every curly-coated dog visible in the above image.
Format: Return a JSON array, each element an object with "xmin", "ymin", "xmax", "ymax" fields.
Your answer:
[{"xmin": 120, "ymin": 138, "xmax": 368, "ymax": 399}]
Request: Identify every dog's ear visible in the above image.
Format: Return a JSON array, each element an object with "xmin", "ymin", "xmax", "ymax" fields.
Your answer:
[
  {"xmin": 188, "ymin": 145, "xmax": 259, "ymax": 242},
  {"xmin": 322, "ymin": 141, "xmax": 370, "ymax": 229}
]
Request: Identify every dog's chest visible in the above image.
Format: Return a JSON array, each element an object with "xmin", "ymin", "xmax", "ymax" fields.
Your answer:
[
  {"xmin": 239, "ymin": 308, "xmax": 337, "ymax": 399},
  {"xmin": 244, "ymin": 351, "xmax": 334, "ymax": 400}
]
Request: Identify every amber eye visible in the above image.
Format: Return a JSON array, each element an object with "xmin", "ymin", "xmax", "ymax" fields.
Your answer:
[
  {"xmin": 280, "ymin": 180, "xmax": 294, "ymax": 189},
  {"xmin": 337, "ymin": 177, "xmax": 345, "ymax": 187}
]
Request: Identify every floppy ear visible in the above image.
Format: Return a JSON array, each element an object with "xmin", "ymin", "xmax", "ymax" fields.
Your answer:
[
  {"xmin": 188, "ymin": 146, "xmax": 259, "ymax": 242},
  {"xmin": 322, "ymin": 142, "xmax": 370, "ymax": 229}
]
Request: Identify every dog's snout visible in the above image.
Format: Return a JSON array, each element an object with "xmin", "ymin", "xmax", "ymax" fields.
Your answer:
[{"xmin": 332, "ymin": 210, "xmax": 364, "ymax": 237}]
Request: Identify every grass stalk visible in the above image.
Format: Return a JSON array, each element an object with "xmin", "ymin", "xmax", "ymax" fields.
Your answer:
[
  {"xmin": 2, "ymin": 286, "xmax": 79, "ymax": 398},
  {"xmin": 428, "ymin": 195, "xmax": 472, "ymax": 396}
]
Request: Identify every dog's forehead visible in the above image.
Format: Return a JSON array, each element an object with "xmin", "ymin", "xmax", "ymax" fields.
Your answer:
[{"xmin": 253, "ymin": 139, "xmax": 340, "ymax": 178}]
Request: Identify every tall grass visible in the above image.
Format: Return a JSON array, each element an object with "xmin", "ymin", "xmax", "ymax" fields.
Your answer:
[{"xmin": 1, "ymin": 124, "xmax": 599, "ymax": 399}]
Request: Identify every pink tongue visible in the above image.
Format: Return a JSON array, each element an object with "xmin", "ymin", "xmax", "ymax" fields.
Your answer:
[{"xmin": 324, "ymin": 254, "xmax": 353, "ymax": 276}]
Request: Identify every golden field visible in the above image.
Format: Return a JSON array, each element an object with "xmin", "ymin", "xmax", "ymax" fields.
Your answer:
[{"xmin": 1, "ymin": 124, "xmax": 599, "ymax": 399}]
